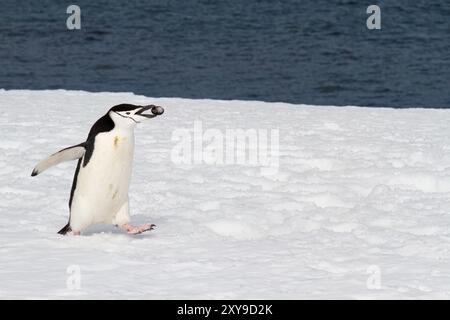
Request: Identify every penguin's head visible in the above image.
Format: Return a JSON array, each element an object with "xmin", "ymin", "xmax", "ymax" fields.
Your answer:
[{"xmin": 108, "ymin": 104, "xmax": 164, "ymax": 126}]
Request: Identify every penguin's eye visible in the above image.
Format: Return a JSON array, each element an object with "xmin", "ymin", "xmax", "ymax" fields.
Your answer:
[{"xmin": 126, "ymin": 112, "xmax": 130, "ymax": 115}]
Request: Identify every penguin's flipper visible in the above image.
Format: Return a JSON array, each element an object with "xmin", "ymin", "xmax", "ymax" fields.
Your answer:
[{"xmin": 31, "ymin": 143, "xmax": 86, "ymax": 176}]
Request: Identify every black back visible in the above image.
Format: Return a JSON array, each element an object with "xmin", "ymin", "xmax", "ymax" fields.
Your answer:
[
  {"xmin": 69, "ymin": 158, "xmax": 82, "ymax": 209},
  {"xmin": 83, "ymin": 113, "xmax": 114, "ymax": 167}
]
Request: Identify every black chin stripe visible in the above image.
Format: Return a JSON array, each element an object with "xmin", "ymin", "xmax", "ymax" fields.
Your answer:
[{"xmin": 114, "ymin": 111, "xmax": 138, "ymax": 123}]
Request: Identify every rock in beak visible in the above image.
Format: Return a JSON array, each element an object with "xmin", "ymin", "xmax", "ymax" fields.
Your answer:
[{"xmin": 137, "ymin": 105, "xmax": 164, "ymax": 118}]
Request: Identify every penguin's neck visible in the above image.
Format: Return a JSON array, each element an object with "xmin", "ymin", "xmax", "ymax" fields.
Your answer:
[
  {"xmin": 108, "ymin": 115, "xmax": 137, "ymax": 143},
  {"xmin": 111, "ymin": 123, "xmax": 136, "ymax": 139},
  {"xmin": 105, "ymin": 117, "xmax": 135, "ymax": 145},
  {"xmin": 104, "ymin": 123, "xmax": 135, "ymax": 155},
  {"xmin": 111, "ymin": 118, "xmax": 137, "ymax": 131}
]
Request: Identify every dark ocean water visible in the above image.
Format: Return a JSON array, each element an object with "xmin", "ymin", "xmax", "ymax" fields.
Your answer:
[{"xmin": 0, "ymin": 0, "xmax": 449, "ymax": 108}]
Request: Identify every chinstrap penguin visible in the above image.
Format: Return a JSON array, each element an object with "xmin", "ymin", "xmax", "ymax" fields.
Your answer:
[{"xmin": 31, "ymin": 104, "xmax": 164, "ymax": 235}]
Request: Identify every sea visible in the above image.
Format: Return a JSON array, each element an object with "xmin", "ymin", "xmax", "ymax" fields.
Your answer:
[{"xmin": 0, "ymin": 0, "xmax": 449, "ymax": 108}]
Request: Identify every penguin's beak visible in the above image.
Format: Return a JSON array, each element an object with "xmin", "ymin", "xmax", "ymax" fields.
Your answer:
[{"xmin": 136, "ymin": 105, "xmax": 164, "ymax": 119}]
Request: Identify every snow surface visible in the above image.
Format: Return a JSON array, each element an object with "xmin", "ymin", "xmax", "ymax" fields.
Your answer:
[{"xmin": 1, "ymin": 90, "xmax": 450, "ymax": 299}]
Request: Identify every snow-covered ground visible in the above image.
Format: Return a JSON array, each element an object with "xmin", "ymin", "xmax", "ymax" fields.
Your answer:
[{"xmin": 1, "ymin": 90, "xmax": 450, "ymax": 299}]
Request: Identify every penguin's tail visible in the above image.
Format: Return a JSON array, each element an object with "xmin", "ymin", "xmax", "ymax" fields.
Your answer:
[{"xmin": 58, "ymin": 223, "xmax": 72, "ymax": 235}]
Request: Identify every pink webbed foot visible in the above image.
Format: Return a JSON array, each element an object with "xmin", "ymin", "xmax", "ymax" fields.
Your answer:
[
  {"xmin": 72, "ymin": 231, "xmax": 81, "ymax": 236},
  {"xmin": 120, "ymin": 223, "xmax": 155, "ymax": 235}
]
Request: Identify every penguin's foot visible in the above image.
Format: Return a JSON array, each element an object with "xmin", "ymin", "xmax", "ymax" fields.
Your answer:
[
  {"xmin": 73, "ymin": 230, "xmax": 81, "ymax": 236},
  {"xmin": 120, "ymin": 223, "xmax": 155, "ymax": 235}
]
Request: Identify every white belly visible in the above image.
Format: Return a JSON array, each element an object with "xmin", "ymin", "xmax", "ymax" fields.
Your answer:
[{"xmin": 70, "ymin": 128, "xmax": 134, "ymax": 229}]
